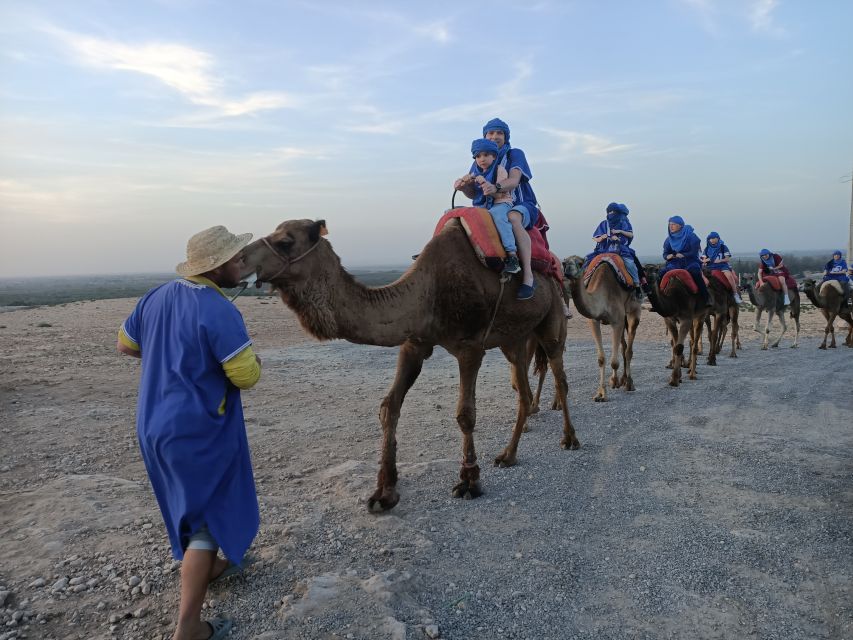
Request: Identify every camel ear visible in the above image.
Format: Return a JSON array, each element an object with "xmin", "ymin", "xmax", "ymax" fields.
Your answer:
[{"xmin": 309, "ymin": 219, "xmax": 327, "ymax": 242}]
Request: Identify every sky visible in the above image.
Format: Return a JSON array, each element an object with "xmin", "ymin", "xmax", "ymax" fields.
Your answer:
[{"xmin": 1, "ymin": 0, "xmax": 852, "ymax": 277}]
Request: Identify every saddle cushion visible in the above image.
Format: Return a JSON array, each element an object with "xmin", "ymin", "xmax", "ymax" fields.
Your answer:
[
  {"xmin": 660, "ymin": 269, "xmax": 698, "ymax": 294},
  {"xmin": 761, "ymin": 275, "xmax": 783, "ymax": 291},
  {"xmin": 711, "ymin": 269, "xmax": 733, "ymax": 291},
  {"xmin": 820, "ymin": 280, "xmax": 844, "ymax": 296},
  {"xmin": 583, "ymin": 253, "xmax": 634, "ymax": 290},
  {"xmin": 433, "ymin": 207, "xmax": 562, "ymax": 282}
]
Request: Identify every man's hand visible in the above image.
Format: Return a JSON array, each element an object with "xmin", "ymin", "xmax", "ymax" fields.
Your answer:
[
  {"xmin": 480, "ymin": 182, "xmax": 497, "ymax": 196},
  {"xmin": 675, "ymin": 253, "xmax": 685, "ymax": 259},
  {"xmin": 454, "ymin": 174, "xmax": 473, "ymax": 190},
  {"xmin": 666, "ymin": 254, "xmax": 675, "ymax": 260}
]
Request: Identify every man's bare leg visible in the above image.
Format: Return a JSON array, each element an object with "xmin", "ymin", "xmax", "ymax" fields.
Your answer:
[
  {"xmin": 173, "ymin": 549, "xmax": 217, "ymax": 640},
  {"xmin": 509, "ymin": 211, "xmax": 533, "ymax": 286}
]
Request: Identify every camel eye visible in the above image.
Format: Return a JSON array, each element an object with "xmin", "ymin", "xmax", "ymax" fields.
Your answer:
[{"xmin": 275, "ymin": 238, "xmax": 294, "ymax": 252}]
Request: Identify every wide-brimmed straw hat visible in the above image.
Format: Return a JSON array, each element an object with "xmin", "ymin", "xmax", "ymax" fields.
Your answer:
[{"xmin": 176, "ymin": 225, "xmax": 253, "ymax": 277}]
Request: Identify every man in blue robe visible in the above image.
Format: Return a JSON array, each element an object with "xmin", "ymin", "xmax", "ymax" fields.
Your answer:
[{"xmin": 117, "ymin": 225, "xmax": 261, "ymax": 640}]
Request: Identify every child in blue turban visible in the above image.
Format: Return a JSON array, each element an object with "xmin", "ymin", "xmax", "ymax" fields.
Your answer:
[
  {"xmin": 454, "ymin": 138, "xmax": 526, "ymax": 280},
  {"xmin": 700, "ymin": 232, "xmax": 742, "ymax": 303},
  {"xmin": 822, "ymin": 250, "xmax": 850, "ymax": 304}
]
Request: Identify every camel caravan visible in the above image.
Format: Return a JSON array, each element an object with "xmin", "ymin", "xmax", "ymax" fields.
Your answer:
[{"xmin": 236, "ymin": 120, "xmax": 851, "ymax": 513}]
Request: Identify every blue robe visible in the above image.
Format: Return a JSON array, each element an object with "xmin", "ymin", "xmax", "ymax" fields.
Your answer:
[
  {"xmin": 660, "ymin": 231, "xmax": 709, "ymax": 298},
  {"xmin": 702, "ymin": 241, "xmax": 732, "ymax": 271},
  {"xmin": 824, "ymin": 258, "xmax": 849, "ymax": 282},
  {"xmin": 122, "ymin": 278, "xmax": 260, "ymax": 562},
  {"xmin": 469, "ymin": 146, "xmax": 539, "ymax": 228}
]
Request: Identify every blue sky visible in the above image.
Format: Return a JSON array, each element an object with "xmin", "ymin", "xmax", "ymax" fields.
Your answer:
[{"xmin": 1, "ymin": 0, "xmax": 851, "ymax": 277}]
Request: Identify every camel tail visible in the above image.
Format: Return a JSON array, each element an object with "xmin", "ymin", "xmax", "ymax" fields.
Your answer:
[{"xmin": 533, "ymin": 343, "xmax": 549, "ymax": 378}]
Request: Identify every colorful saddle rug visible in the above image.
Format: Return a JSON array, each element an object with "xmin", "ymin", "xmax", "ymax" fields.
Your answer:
[
  {"xmin": 660, "ymin": 269, "xmax": 698, "ymax": 294},
  {"xmin": 710, "ymin": 270, "xmax": 734, "ymax": 291},
  {"xmin": 760, "ymin": 274, "xmax": 796, "ymax": 290},
  {"xmin": 583, "ymin": 253, "xmax": 633, "ymax": 290},
  {"xmin": 433, "ymin": 207, "xmax": 563, "ymax": 282}
]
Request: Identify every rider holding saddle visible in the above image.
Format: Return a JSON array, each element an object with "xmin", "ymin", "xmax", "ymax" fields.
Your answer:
[
  {"xmin": 758, "ymin": 249, "xmax": 793, "ymax": 306},
  {"xmin": 700, "ymin": 232, "xmax": 743, "ymax": 304},
  {"xmin": 659, "ymin": 215, "xmax": 711, "ymax": 307},
  {"xmin": 588, "ymin": 202, "xmax": 645, "ymax": 300}
]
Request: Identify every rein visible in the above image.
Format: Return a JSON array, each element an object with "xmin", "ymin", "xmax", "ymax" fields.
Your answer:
[{"xmin": 258, "ymin": 236, "xmax": 323, "ymax": 283}]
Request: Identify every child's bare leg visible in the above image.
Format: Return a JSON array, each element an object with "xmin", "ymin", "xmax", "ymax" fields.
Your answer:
[
  {"xmin": 173, "ymin": 549, "xmax": 216, "ymax": 640},
  {"xmin": 508, "ymin": 211, "xmax": 533, "ymax": 286}
]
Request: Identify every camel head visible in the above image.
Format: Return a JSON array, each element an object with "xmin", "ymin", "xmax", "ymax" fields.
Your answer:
[
  {"xmin": 561, "ymin": 255, "xmax": 585, "ymax": 280},
  {"xmin": 643, "ymin": 263, "xmax": 662, "ymax": 283},
  {"xmin": 802, "ymin": 278, "xmax": 817, "ymax": 292},
  {"xmin": 241, "ymin": 219, "xmax": 328, "ymax": 286}
]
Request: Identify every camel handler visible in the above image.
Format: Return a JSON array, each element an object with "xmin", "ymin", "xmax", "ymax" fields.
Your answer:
[{"xmin": 116, "ymin": 225, "xmax": 261, "ymax": 640}]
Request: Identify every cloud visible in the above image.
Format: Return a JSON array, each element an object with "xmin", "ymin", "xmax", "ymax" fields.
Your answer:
[
  {"xmin": 539, "ymin": 128, "xmax": 637, "ymax": 158},
  {"xmin": 414, "ymin": 21, "xmax": 452, "ymax": 44},
  {"xmin": 50, "ymin": 29, "xmax": 297, "ymax": 117},
  {"xmin": 749, "ymin": 0, "xmax": 785, "ymax": 35}
]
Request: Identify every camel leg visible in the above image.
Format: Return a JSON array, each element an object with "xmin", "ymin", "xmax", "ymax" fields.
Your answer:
[
  {"xmin": 621, "ymin": 311, "xmax": 639, "ymax": 392},
  {"xmin": 452, "ymin": 348, "xmax": 485, "ymax": 500},
  {"xmin": 818, "ymin": 310, "xmax": 830, "ymax": 349},
  {"xmin": 589, "ymin": 319, "xmax": 608, "ymax": 402},
  {"xmin": 495, "ymin": 342, "xmax": 535, "ymax": 468},
  {"xmin": 753, "ymin": 308, "xmax": 764, "ymax": 334},
  {"xmin": 369, "ymin": 341, "xmax": 433, "ymax": 512},
  {"xmin": 665, "ymin": 318, "xmax": 678, "ymax": 369},
  {"xmin": 706, "ymin": 313, "xmax": 718, "ymax": 366},
  {"xmin": 771, "ymin": 312, "xmax": 787, "ymax": 348},
  {"xmin": 828, "ymin": 312, "xmax": 837, "ymax": 348},
  {"xmin": 729, "ymin": 306, "xmax": 739, "ymax": 357},
  {"xmin": 688, "ymin": 314, "xmax": 702, "ymax": 380},
  {"xmin": 790, "ymin": 307, "xmax": 800, "ymax": 348},
  {"xmin": 608, "ymin": 319, "xmax": 625, "ymax": 390},
  {"xmin": 761, "ymin": 309, "xmax": 774, "ymax": 350},
  {"xmin": 527, "ymin": 339, "xmax": 542, "ymax": 415}
]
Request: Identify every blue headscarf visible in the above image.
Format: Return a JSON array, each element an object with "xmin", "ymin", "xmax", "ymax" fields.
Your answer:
[
  {"xmin": 760, "ymin": 249, "xmax": 774, "ymax": 268},
  {"xmin": 471, "ymin": 138, "xmax": 499, "ymax": 158},
  {"xmin": 470, "ymin": 138, "xmax": 500, "ymax": 186},
  {"xmin": 606, "ymin": 202, "xmax": 630, "ymax": 231},
  {"xmin": 832, "ymin": 249, "xmax": 843, "ymax": 259},
  {"xmin": 667, "ymin": 215, "xmax": 693, "ymax": 253},
  {"xmin": 482, "ymin": 118, "xmax": 510, "ymax": 143},
  {"xmin": 705, "ymin": 231, "xmax": 723, "ymax": 262}
]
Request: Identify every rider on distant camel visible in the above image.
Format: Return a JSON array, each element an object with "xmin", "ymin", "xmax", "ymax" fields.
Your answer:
[
  {"xmin": 659, "ymin": 215, "xmax": 711, "ymax": 307},
  {"xmin": 758, "ymin": 249, "xmax": 793, "ymax": 306},
  {"xmin": 700, "ymin": 232, "xmax": 742, "ymax": 304},
  {"xmin": 587, "ymin": 202, "xmax": 646, "ymax": 301}
]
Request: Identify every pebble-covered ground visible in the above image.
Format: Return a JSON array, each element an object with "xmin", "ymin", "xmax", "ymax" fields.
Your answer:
[{"xmin": 0, "ymin": 297, "xmax": 850, "ymax": 639}]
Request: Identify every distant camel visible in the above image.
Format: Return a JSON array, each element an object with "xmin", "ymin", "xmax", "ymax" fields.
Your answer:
[
  {"xmin": 241, "ymin": 218, "xmax": 580, "ymax": 512},
  {"xmin": 742, "ymin": 273, "xmax": 800, "ymax": 349},
  {"xmin": 644, "ymin": 264, "xmax": 708, "ymax": 386},
  {"xmin": 562, "ymin": 255, "xmax": 641, "ymax": 401},
  {"xmin": 802, "ymin": 278, "xmax": 853, "ymax": 349}
]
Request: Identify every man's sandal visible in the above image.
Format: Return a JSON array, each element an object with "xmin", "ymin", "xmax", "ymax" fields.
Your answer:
[
  {"xmin": 205, "ymin": 617, "xmax": 233, "ymax": 640},
  {"xmin": 209, "ymin": 561, "xmax": 242, "ymax": 585}
]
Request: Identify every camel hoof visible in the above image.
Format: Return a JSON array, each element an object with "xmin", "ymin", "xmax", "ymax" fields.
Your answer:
[
  {"xmin": 494, "ymin": 453, "xmax": 518, "ymax": 468},
  {"xmin": 818, "ymin": 345, "xmax": 826, "ymax": 350},
  {"xmin": 669, "ymin": 379, "xmax": 679, "ymax": 387},
  {"xmin": 729, "ymin": 353, "xmax": 737, "ymax": 358},
  {"xmin": 761, "ymin": 345, "xmax": 768, "ymax": 351},
  {"xmin": 452, "ymin": 480, "xmax": 483, "ymax": 500},
  {"xmin": 521, "ymin": 422, "xmax": 531, "ymax": 433},
  {"xmin": 829, "ymin": 344, "xmax": 837, "ymax": 349},
  {"xmin": 624, "ymin": 379, "xmax": 635, "ymax": 392},
  {"xmin": 707, "ymin": 359, "xmax": 716, "ymax": 366},
  {"xmin": 560, "ymin": 436, "xmax": 580, "ymax": 450},
  {"xmin": 665, "ymin": 364, "xmax": 673, "ymax": 370},
  {"xmin": 790, "ymin": 344, "xmax": 798, "ymax": 349},
  {"xmin": 593, "ymin": 396, "xmax": 607, "ymax": 403},
  {"xmin": 366, "ymin": 488, "xmax": 399, "ymax": 513},
  {"xmin": 529, "ymin": 404, "xmax": 540, "ymax": 415},
  {"xmin": 549, "ymin": 400, "xmax": 560, "ymax": 411},
  {"xmin": 688, "ymin": 373, "xmax": 697, "ymax": 380}
]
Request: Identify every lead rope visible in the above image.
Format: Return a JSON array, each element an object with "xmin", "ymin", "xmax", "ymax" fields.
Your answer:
[{"xmin": 481, "ymin": 273, "xmax": 511, "ymax": 349}]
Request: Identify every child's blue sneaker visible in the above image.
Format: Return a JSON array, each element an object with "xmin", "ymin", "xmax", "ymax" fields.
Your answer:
[{"xmin": 517, "ymin": 281, "xmax": 536, "ymax": 300}]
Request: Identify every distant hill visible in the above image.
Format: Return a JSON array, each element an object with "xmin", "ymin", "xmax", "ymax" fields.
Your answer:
[{"xmin": 0, "ymin": 268, "xmax": 408, "ymax": 307}]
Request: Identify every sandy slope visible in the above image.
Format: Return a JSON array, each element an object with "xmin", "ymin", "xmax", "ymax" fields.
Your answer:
[{"xmin": 0, "ymin": 297, "xmax": 850, "ymax": 640}]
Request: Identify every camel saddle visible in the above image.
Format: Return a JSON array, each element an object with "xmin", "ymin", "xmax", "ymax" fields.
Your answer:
[
  {"xmin": 820, "ymin": 280, "xmax": 844, "ymax": 296},
  {"xmin": 433, "ymin": 207, "xmax": 563, "ymax": 282},
  {"xmin": 583, "ymin": 253, "xmax": 634, "ymax": 291},
  {"xmin": 660, "ymin": 269, "xmax": 698, "ymax": 294},
  {"xmin": 710, "ymin": 270, "xmax": 734, "ymax": 291},
  {"xmin": 760, "ymin": 275, "xmax": 783, "ymax": 291}
]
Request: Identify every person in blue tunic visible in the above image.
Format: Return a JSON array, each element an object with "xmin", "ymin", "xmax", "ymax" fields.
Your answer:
[
  {"xmin": 659, "ymin": 215, "xmax": 711, "ymax": 306},
  {"xmin": 476, "ymin": 118, "xmax": 540, "ymax": 300},
  {"xmin": 117, "ymin": 225, "xmax": 262, "ymax": 640},
  {"xmin": 700, "ymin": 231, "xmax": 743, "ymax": 304},
  {"xmin": 822, "ymin": 249, "xmax": 850, "ymax": 305},
  {"xmin": 587, "ymin": 202, "xmax": 645, "ymax": 300}
]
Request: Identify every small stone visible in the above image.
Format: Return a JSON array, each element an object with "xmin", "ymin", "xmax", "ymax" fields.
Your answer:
[
  {"xmin": 28, "ymin": 578, "xmax": 46, "ymax": 588},
  {"xmin": 128, "ymin": 576, "xmax": 141, "ymax": 587},
  {"xmin": 640, "ymin": 465, "xmax": 646, "ymax": 472},
  {"xmin": 424, "ymin": 624, "xmax": 440, "ymax": 638},
  {"xmin": 51, "ymin": 577, "xmax": 68, "ymax": 592},
  {"xmin": 133, "ymin": 607, "xmax": 147, "ymax": 619},
  {"xmin": 0, "ymin": 591, "xmax": 9, "ymax": 606},
  {"xmin": 141, "ymin": 582, "xmax": 151, "ymax": 595},
  {"xmin": 109, "ymin": 614, "xmax": 121, "ymax": 624},
  {"xmin": 72, "ymin": 584, "xmax": 87, "ymax": 593}
]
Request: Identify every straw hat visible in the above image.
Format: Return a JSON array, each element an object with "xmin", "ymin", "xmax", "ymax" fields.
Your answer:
[{"xmin": 176, "ymin": 225, "xmax": 253, "ymax": 277}]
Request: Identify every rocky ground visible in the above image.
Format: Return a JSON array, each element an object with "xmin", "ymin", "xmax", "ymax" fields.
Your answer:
[{"xmin": 0, "ymin": 296, "xmax": 851, "ymax": 640}]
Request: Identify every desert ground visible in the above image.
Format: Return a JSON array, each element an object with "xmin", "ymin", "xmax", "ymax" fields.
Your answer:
[{"xmin": 0, "ymin": 295, "xmax": 851, "ymax": 640}]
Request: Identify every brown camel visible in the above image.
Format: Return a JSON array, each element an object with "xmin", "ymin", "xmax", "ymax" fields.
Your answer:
[
  {"xmin": 643, "ymin": 264, "xmax": 707, "ymax": 386},
  {"xmin": 240, "ymin": 219, "xmax": 580, "ymax": 512},
  {"xmin": 802, "ymin": 278, "xmax": 853, "ymax": 349},
  {"xmin": 703, "ymin": 270, "xmax": 740, "ymax": 363},
  {"xmin": 561, "ymin": 255, "xmax": 641, "ymax": 401},
  {"xmin": 742, "ymin": 274, "xmax": 800, "ymax": 349}
]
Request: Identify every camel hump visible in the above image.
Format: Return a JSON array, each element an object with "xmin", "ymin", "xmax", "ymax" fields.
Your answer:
[
  {"xmin": 820, "ymin": 280, "xmax": 844, "ymax": 296},
  {"xmin": 584, "ymin": 253, "xmax": 634, "ymax": 291},
  {"xmin": 710, "ymin": 270, "xmax": 733, "ymax": 291},
  {"xmin": 660, "ymin": 269, "xmax": 698, "ymax": 294}
]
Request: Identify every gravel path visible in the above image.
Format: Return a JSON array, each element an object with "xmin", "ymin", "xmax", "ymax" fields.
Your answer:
[{"xmin": 0, "ymin": 299, "xmax": 850, "ymax": 639}]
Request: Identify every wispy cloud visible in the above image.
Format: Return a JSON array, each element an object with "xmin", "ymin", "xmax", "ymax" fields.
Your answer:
[
  {"xmin": 749, "ymin": 0, "xmax": 785, "ymax": 35},
  {"xmin": 414, "ymin": 21, "xmax": 452, "ymax": 44},
  {"xmin": 49, "ymin": 29, "xmax": 298, "ymax": 117},
  {"xmin": 539, "ymin": 128, "xmax": 637, "ymax": 158}
]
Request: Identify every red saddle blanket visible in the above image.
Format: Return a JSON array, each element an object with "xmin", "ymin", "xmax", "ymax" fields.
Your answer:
[
  {"xmin": 760, "ymin": 275, "xmax": 794, "ymax": 290},
  {"xmin": 433, "ymin": 207, "xmax": 562, "ymax": 281},
  {"xmin": 661, "ymin": 269, "xmax": 698, "ymax": 294},
  {"xmin": 583, "ymin": 253, "xmax": 634, "ymax": 289},
  {"xmin": 710, "ymin": 270, "xmax": 733, "ymax": 291}
]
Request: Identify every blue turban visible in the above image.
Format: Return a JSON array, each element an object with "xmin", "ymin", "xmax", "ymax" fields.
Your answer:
[
  {"xmin": 606, "ymin": 202, "xmax": 619, "ymax": 213},
  {"xmin": 617, "ymin": 203, "xmax": 629, "ymax": 215},
  {"xmin": 667, "ymin": 215, "xmax": 693, "ymax": 253},
  {"xmin": 705, "ymin": 232, "xmax": 723, "ymax": 261},
  {"xmin": 482, "ymin": 118, "xmax": 510, "ymax": 142},
  {"xmin": 707, "ymin": 231, "xmax": 720, "ymax": 242},
  {"xmin": 669, "ymin": 215, "xmax": 685, "ymax": 227},
  {"xmin": 759, "ymin": 249, "xmax": 774, "ymax": 268},
  {"xmin": 471, "ymin": 138, "xmax": 499, "ymax": 158},
  {"xmin": 833, "ymin": 249, "xmax": 843, "ymax": 257}
]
